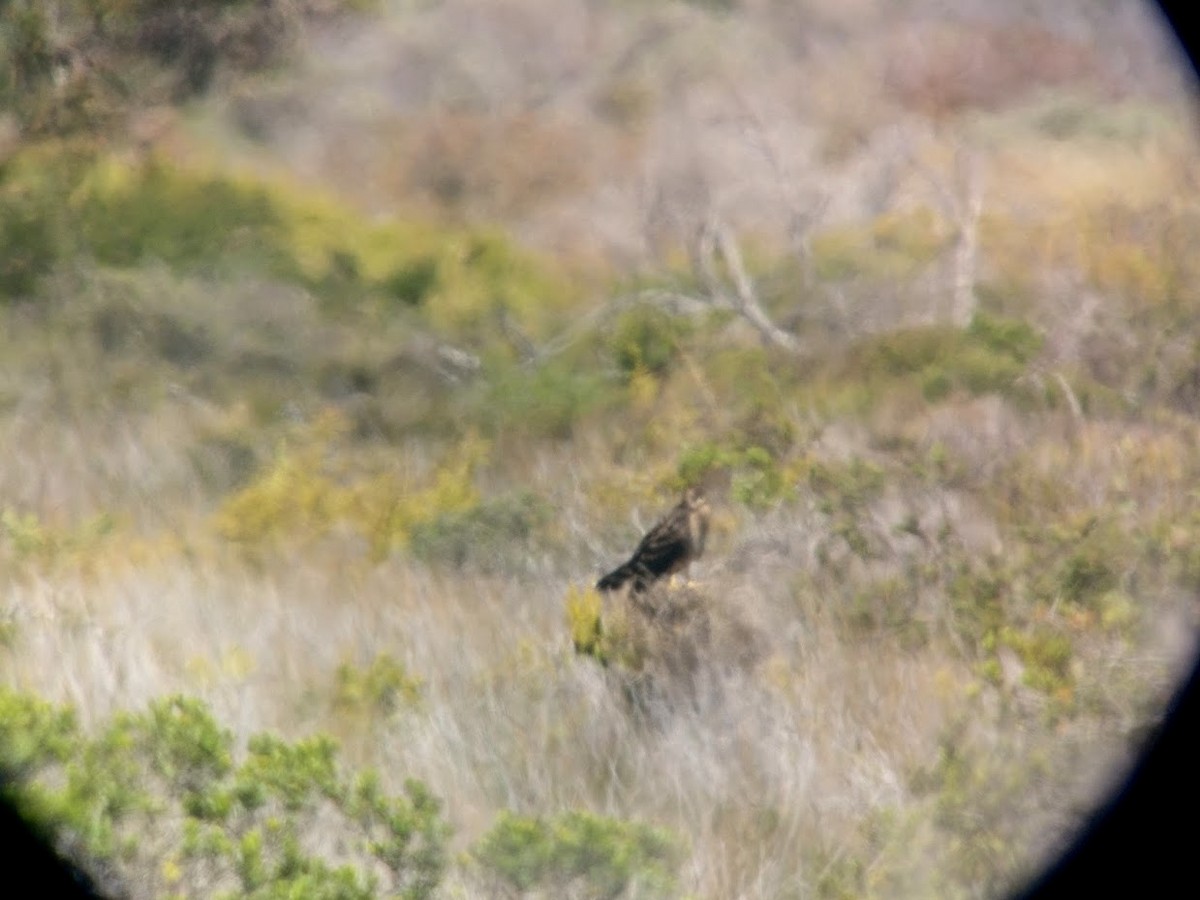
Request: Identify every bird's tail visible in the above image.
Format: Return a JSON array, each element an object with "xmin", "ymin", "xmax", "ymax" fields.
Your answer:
[{"xmin": 596, "ymin": 562, "xmax": 648, "ymax": 593}]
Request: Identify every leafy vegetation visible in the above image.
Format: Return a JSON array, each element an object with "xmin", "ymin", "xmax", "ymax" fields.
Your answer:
[
  {"xmin": 471, "ymin": 810, "xmax": 683, "ymax": 899},
  {"xmin": 0, "ymin": 0, "xmax": 370, "ymax": 137},
  {"xmin": 0, "ymin": 690, "xmax": 449, "ymax": 898}
]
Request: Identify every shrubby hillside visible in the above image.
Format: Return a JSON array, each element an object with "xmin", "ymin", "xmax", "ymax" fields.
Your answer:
[{"xmin": 1, "ymin": 1, "xmax": 1198, "ymax": 897}]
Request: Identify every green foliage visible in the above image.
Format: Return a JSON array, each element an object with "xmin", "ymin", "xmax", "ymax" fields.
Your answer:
[
  {"xmin": 566, "ymin": 585, "xmax": 608, "ymax": 663},
  {"xmin": 841, "ymin": 314, "xmax": 1042, "ymax": 405},
  {"xmin": 0, "ymin": 506, "xmax": 116, "ymax": 573},
  {"xmin": 481, "ymin": 358, "xmax": 615, "ymax": 439},
  {"xmin": 947, "ymin": 563, "xmax": 1010, "ymax": 651},
  {"xmin": 0, "ymin": 0, "xmax": 370, "ymax": 135},
  {"xmin": 1054, "ymin": 526, "xmax": 1122, "ymax": 605},
  {"xmin": 610, "ymin": 305, "xmax": 691, "ymax": 378},
  {"xmin": 0, "ymin": 687, "xmax": 79, "ymax": 778},
  {"xmin": 675, "ymin": 442, "xmax": 734, "ymax": 487},
  {"xmin": 731, "ymin": 445, "xmax": 788, "ymax": 509},
  {"xmin": 75, "ymin": 159, "xmax": 282, "ymax": 270},
  {"xmin": 908, "ymin": 729, "xmax": 1031, "ymax": 896},
  {"xmin": 0, "ymin": 690, "xmax": 449, "ymax": 898},
  {"xmin": 966, "ymin": 312, "xmax": 1042, "ymax": 364},
  {"xmin": 5, "ymin": 148, "xmax": 575, "ymax": 343},
  {"xmin": 808, "ymin": 457, "xmax": 885, "ymax": 514},
  {"xmin": 472, "ymin": 809, "xmax": 684, "ymax": 899},
  {"xmin": 844, "ymin": 575, "xmax": 929, "ymax": 649},
  {"xmin": 1001, "ymin": 626, "xmax": 1073, "ymax": 698},
  {"xmin": 811, "ymin": 208, "xmax": 947, "ymax": 283},
  {"xmin": 382, "ymin": 255, "xmax": 440, "ymax": 308},
  {"xmin": 234, "ymin": 733, "xmax": 343, "ymax": 813},
  {"xmin": 0, "ymin": 186, "xmax": 61, "ymax": 299},
  {"xmin": 141, "ymin": 696, "xmax": 235, "ymax": 803},
  {"xmin": 214, "ymin": 413, "xmax": 488, "ymax": 556},
  {"xmin": 1024, "ymin": 515, "xmax": 1131, "ymax": 610},
  {"xmin": 90, "ymin": 297, "xmax": 215, "ymax": 365},
  {"xmin": 333, "ymin": 654, "xmax": 423, "ymax": 718},
  {"xmin": 410, "ymin": 490, "xmax": 550, "ymax": 570},
  {"xmin": 806, "ymin": 457, "xmax": 890, "ymax": 562},
  {"xmin": 674, "ymin": 441, "xmax": 796, "ymax": 509}
]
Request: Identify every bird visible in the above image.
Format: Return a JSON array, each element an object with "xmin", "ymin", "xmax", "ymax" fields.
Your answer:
[{"xmin": 596, "ymin": 487, "xmax": 710, "ymax": 594}]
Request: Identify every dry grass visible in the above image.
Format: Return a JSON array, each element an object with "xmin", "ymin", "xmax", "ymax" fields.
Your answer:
[{"xmin": 4, "ymin": 403, "xmax": 1196, "ymax": 897}]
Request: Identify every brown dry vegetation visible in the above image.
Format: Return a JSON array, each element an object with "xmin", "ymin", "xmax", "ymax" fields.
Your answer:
[{"xmin": 2, "ymin": 1, "xmax": 1199, "ymax": 898}]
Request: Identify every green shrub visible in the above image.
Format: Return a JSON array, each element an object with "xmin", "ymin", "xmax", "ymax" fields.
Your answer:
[
  {"xmin": 1001, "ymin": 626, "xmax": 1073, "ymax": 698},
  {"xmin": 674, "ymin": 442, "xmax": 794, "ymax": 509},
  {"xmin": 811, "ymin": 209, "xmax": 947, "ymax": 283},
  {"xmin": 382, "ymin": 255, "xmax": 440, "ymax": 308},
  {"xmin": 0, "ymin": 188, "xmax": 61, "ymax": 299},
  {"xmin": 333, "ymin": 654, "xmax": 423, "ymax": 718},
  {"xmin": 472, "ymin": 809, "xmax": 683, "ymax": 899},
  {"xmin": 409, "ymin": 490, "xmax": 550, "ymax": 570},
  {"xmin": 0, "ymin": 688, "xmax": 79, "ymax": 778},
  {"xmin": 731, "ymin": 445, "xmax": 789, "ymax": 509},
  {"xmin": 844, "ymin": 315, "xmax": 1042, "ymax": 405},
  {"xmin": 480, "ymin": 359, "xmax": 615, "ymax": 439},
  {"xmin": 947, "ymin": 564, "xmax": 1010, "ymax": 652},
  {"xmin": 0, "ymin": 506, "xmax": 116, "ymax": 573},
  {"xmin": 0, "ymin": 690, "xmax": 449, "ymax": 898},
  {"xmin": 966, "ymin": 312, "xmax": 1042, "ymax": 364},
  {"xmin": 1, "ymin": 0, "xmax": 368, "ymax": 135},
  {"xmin": 808, "ymin": 457, "xmax": 886, "ymax": 514},
  {"xmin": 75, "ymin": 158, "xmax": 283, "ymax": 270},
  {"xmin": 213, "ymin": 413, "xmax": 487, "ymax": 555},
  {"xmin": 566, "ymin": 585, "xmax": 608, "ymax": 663},
  {"xmin": 908, "ymin": 728, "xmax": 1034, "ymax": 897},
  {"xmin": 611, "ymin": 306, "xmax": 690, "ymax": 378},
  {"xmin": 1030, "ymin": 515, "xmax": 1130, "ymax": 609},
  {"xmin": 6, "ymin": 149, "xmax": 574, "ymax": 343},
  {"xmin": 675, "ymin": 441, "xmax": 734, "ymax": 488}
]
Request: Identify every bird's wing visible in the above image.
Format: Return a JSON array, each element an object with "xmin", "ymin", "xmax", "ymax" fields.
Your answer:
[{"xmin": 627, "ymin": 505, "xmax": 691, "ymax": 578}]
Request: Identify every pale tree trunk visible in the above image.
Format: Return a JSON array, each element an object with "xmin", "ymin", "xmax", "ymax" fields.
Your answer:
[
  {"xmin": 907, "ymin": 136, "xmax": 986, "ymax": 327},
  {"xmin": 949, "ymin": 146, "xmax": 985, "ymax": 327}
]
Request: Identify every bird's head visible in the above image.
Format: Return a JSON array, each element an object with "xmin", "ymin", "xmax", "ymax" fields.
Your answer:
[{"xmin": 682, "ymin": 486, "xmax": 708, "ymax": 510}]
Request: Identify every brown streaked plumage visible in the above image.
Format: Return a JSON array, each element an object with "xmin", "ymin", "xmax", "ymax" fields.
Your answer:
[{"xmin": 596, "ymin": 487, "xmax": 710, "ymax": 594}]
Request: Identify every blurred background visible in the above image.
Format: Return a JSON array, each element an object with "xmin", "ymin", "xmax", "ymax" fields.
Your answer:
[{"xmin": 2, "ymin": 1, "xmax": 1198, "ymax": 897}]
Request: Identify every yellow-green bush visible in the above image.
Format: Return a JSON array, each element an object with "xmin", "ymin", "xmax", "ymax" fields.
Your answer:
[
  {"xmin": 566, "ymin": 584, "xmax": 609, "ymax": 663},
  {"xmin": 214, "ymin": 412, "xmax": 488, "ymax": 558},
  {"xmin": 837, "ymin": 313, "xmax": 1042, "ymax": 407},
  {"xmin": 7, "ymin": 148, "xmax": 579, "ymax": 347},
  {"xmin": 673, "ymin": 441, "xmax": 801, "ymax": 510},
  {"xmin": 409, "ymin": 490, "xmax": 551, "ymax": 571},
  {"xmin": 1, "ymin": 0, "xmax": 371, "ymax": 136},
  {"xmin": 74, "ymin": 157, "xmax": 282, "ymax": 270},
  {"xmin": 0, "ymin": 689, "xmax": 449, "ymax": 898},
  {"xmin": 812, "ymin": 208, "xmax": 948, "ymax": 283},
  {"xmin": 479, "ymin": 357, "xmax": 617, "ymax": 440},
  {"xmin": 332, "ymin": 654, "xmax": 423, "ymax": 719},
  {"xmin": 471, "ymin": 809, "xmax": 683, "ymax": 899},
  {"xmin": 1000, "ymin": 626, "xmax": 1074, "ymax": 702},
  {"xmin": 0, "ymin": 506, "xmax": 116, "ymax": 574},
  {"xmin": 0, "ymin": 187, "xmax": 61, "ymax": 299},
  {"xmin": 610, "ymin": 305, "xmax": 692, "ymax": 379}
]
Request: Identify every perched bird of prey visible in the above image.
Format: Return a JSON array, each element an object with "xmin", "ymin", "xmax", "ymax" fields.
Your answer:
[{"xmin": 597, "ymin": 487, "xmax": 710, "ymax": 594}]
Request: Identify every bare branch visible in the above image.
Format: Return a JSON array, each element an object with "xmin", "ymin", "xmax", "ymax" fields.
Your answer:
[
  {"xmin": 950, "ymin": 151, "xmax": 985, "ymax": 327},
  {"xmin": 898, "ymin": 134, "xmax": 986, "ymax": 326},
  {"xmin": 702, "ymin": 214, "xmax": 805, "ymax": 354}
]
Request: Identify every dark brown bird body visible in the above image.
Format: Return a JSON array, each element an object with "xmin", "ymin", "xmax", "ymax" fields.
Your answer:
[{"xmin": 596, "ymin": 488, "xmax": 710, "ymax": 593}]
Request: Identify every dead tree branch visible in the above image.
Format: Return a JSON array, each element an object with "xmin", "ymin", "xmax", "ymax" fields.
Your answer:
[
  {"xmin": 908, "ymin": 142, "xmax": 986, "ymax": 326},
  {"xmin": 695, "ymin": 212, "xmax": 805, "ymax": 354}
]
